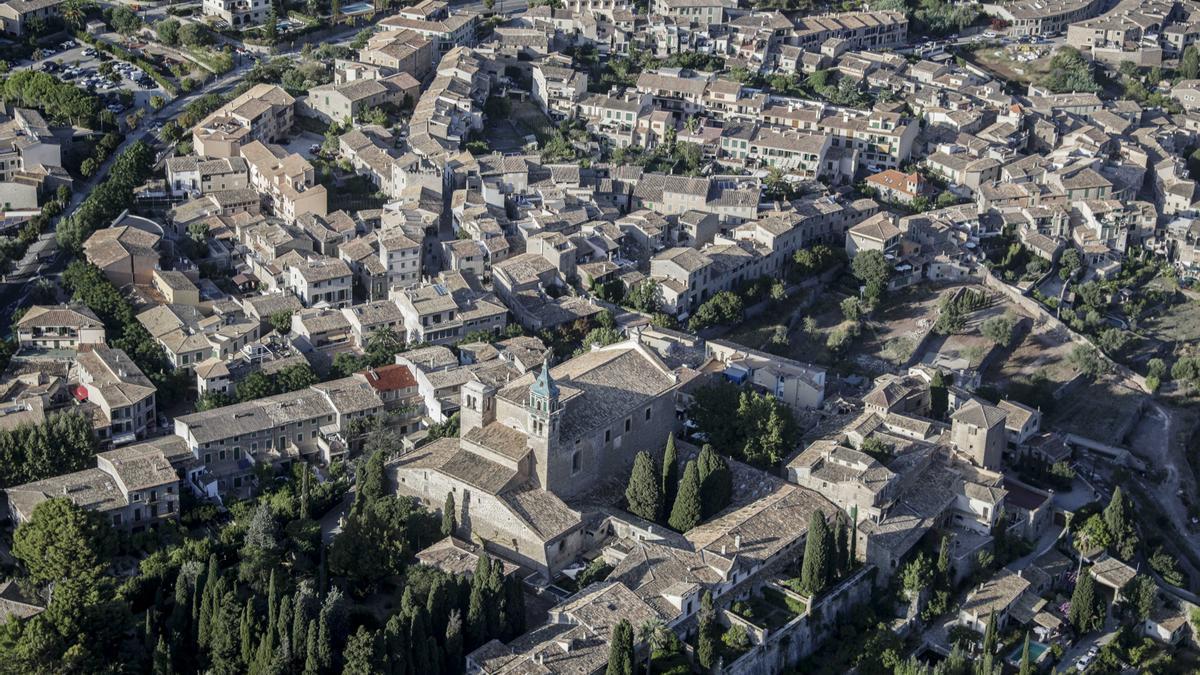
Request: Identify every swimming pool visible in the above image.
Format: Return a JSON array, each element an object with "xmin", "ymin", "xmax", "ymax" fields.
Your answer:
[
  {"xmin": 1007, "ymin": 639, "xmax": 1050, "ymax": 664},
  {"xmin": 341, "ymin": 2, "xmax": 374, "ymax": 15}
]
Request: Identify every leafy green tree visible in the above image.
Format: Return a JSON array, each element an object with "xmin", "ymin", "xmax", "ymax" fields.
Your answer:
[
  {"xmin": 625, "ymin": 280, "xmax": 660, "ymax": 313},
  {"xmin": 981, "ymin": 314, "xmax": 1017, "ymax": 348},
  {"xmin": 687, "ymin": 291, "xmax": 744, "ymax": 331},
  {"xmin": 1183, "ymin": 45, "xmax": 1200, "ymax": 79},
  {"xmin": 445, "ymin": 609, "xmax": 464, "ymax": 674},
  {"xmin": 1059, "ymin": 248, "xmax": 1082, "ymax": 281},
  {"xmin": 800, "ymin": 511, "xmax": 833, "ymax": 596},
  {"xmin": 625, "ymin": 451, "xmax": 663, "ymax": 522},
  {"xmin": 850, "ymin": 249, "xmax": 891, "ymax": 302},
  {"xmin": 269, "ymin": 311, "xmax": 294, "ymax": 334},
  {"xmin": 12, "ymin": 498, "xmax": 113, "ymax": 585},
  {"xmin": 661, "ymin": 433, "xmax": 679, "ymax": 511},
  {"xmin": 1125, "ymin": 574, "xmax": 1157, "ymax": 623},
  {"xmin": 342, "ymin": 627, "xmax": 381, "ymax": 675},
  {"xmin": 668, "ymin": 460, "xmax": 702, "ymax": 532},
  {"xmin": 605, "ymin": 619, "xmax": 634, "ymax": 675},
  {"xmin": 902, "ymin": 552, "xmax": 934, "ymax": 596}
]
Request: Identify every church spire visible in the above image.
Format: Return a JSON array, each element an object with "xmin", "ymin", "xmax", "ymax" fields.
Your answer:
[{"xmin": 530, "ymin": 359, "xmax": 559, "ymax": 402}]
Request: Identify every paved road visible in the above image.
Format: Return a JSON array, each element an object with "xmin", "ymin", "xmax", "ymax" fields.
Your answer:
[{"xmin": 0, "ymin": 56, "xmax": 257, "ymax": 334}]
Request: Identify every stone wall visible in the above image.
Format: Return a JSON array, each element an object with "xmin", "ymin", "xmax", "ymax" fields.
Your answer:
[{"xmin": 723, "ymin": 565, "xmax": 878, "ymax": 675}]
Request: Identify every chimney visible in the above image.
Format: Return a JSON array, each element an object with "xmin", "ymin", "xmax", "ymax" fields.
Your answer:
[
  {"xmin": 734, "ymin": 534, "xmax": 741, "ymax": 550},
  {"xmin": 721, "ymin": 544, "xmax": 727, "ymax": 555}
]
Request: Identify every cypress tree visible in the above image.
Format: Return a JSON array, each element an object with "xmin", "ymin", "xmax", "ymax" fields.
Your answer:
[
  {"xmin": 668, "ymin": 460, "xmax": 702, "ymax": 532},
  {"xmin": 426, "ymin": 577, "xmax": 450, "ymax": 640},
  {"xmin": 605, "ymin": 619, "xmax": 634, "ymax": 675},
  {"xmin": 800, "ymin": 512, "xmax": 832, "ymax": 596},
  {"xmin": 936, "ymin": 535, "xmax": 950, "ymax": 583},
  {"xmin": 408, "ymin": 609, "xmax": 432, "ymax": 675},
  {"xmin": 661, "ymin": 433, "xmax": 679, "ymax": 509},
  {"xmin": 384, "ymin": 613, "xmax": 410, "ymax": 675},
  {"xmin": 304, "ymin": 620, "xmax": 320, "ymax": 675},
  {"xmin": 198, "ymin": 555, "xmax": 219, "ymax": 648},
  {"xmin": 834, "ymin": 513, "xmax": 849, "ymax": 576},
  {"xmin": 169, "ymin": 571, "xmax": 191, "ymax": 639},
  {"xmin": 277, "ymin": 594, "xmax": 294, "ymax": 661},
  {"xmin": 240, "ymin": 600, "xmax": 256, "ymax": 668},
  {"xmin": 504, "ymin": 575, "xmax": 526, "ymax": 639},
  {"xmin": 930, "ymin": 370, "xmax": 948, "ymax": 418},
  {"xmin": 441, "ymin": 492, "xmax": 457, "ymax": 538},
  {"xmin": 848, "ymin": 505, "xmax": 858, "ymax": 568},
  {"xmin": 1104, "ymin": 487, "xmax": 1138, "ymax": 559},
  {"xmin": 152, "ymin": 636, "xmax": 172, "ymax": 675},
  {"xmin": 316, "ymin": 610, "xmax": 333, "ymax": 672},
  {"xmin": 697, "ymin": 445, "xmax": 732, "ymax": 518},
  {"xmin": 267, "ymin": 569, "xmax": 279, "ymax": 637},
  {"xmin": 293, "ymin": 590, "xmax": 310, "ymax": 665},
  {"xmin": 1069, "ymin": 567, "xmax": 1103, "ymax": 633},
  {"xmin": 625, "ymin": 451, "xmax": 662, "ymax": 522},
  {"xmin": 467, "ymin": 553, "xmax": 492, "ymax": 645},
  {"xmin": 1018, "ymin": 632, "xmax": 1032, "ymax": 675},
  {"xmin": 445, "ymin": 609, "xmax": 464, "ymax": 675},
  {"xmin": 485, "ymin": 560, "xmax": 506, "ymax": 639},
  {"xmin": 981, "ymin": 608, "xmax": 997, "ymax": 656},
  {"xmin": 697, "ymin": 591, "xmax": 716, "ymax": 671}
]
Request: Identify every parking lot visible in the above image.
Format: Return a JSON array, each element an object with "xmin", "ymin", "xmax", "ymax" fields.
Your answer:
[{"xmin": 27, "ymin": 41, "xmax": 168, "ymax": 110}]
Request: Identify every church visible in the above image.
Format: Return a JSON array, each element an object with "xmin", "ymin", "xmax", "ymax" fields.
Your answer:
[{"xmin": 387, "ymin": 337, "xmax": 695, "ymax": 576}]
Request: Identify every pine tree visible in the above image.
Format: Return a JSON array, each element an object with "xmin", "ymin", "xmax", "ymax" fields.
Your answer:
[
  {"xmin": 1018, "ymin": 632, "xmax": 1032, "ymax": 675},
  {"xmin": 445, "ymin": 609, "xmax": 464, "ymax": 675},
  {"xmin": 661, "ymin": 433, "xmax": 679, "ymax": 509},
  {"xmin": 800, "ymin": 512, "xmax": 832, "ymax": 596},
  {"xmin": 467, "ymin": 553, "xmax": 491, "ymax": 645},
  {"xmin": 241, "ymin": 600, "xmax": 256, "ymax": 668},
  {"xmin": 408, "ymin": 609, "xmax": 432, "ymax": 675},
  {"xmin": 441, "ymin": 492, "xmax": 457, "ymax": 538},
  {"xmin": 1069, "ymin": 567, "xmax": 1103, "ymax": 633},
  {"xmin": 668, "ymin": 460, "xmax": 702, "ymax": 532},
  {"xmin": 605, "ymin": 619, "xmax": 634, "ymax": 675},
  {"xmin": 697, "ymin": 591, "xmax": 716, "ymax": 671},
  {"xmin": 625, "ymin": 451, "xmax": 662, "ymax": 522}
]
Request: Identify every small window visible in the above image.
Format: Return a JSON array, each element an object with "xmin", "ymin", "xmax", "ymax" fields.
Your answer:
[
  {"xmin": 625, "ymin": 418, "xmax": 631, "ymax": 433},
  {"xmin": 645, "ymin": 407, "xmax": 652, "ymax": 421}
]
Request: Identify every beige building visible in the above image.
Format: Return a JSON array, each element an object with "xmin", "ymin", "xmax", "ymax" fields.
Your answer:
[
  {"xmin": 15, "ymin": 305, "xmax": 105, "ymax": 351},
  {"xmin": 7, "ymin": 437, "xmax": 186, "ymax": 532},
  {"xmin": 165, "ymin": 156, "xmax": 249, "ymax": 195},
  {"xmin": 358, "ymin": 29, "xmax": 437, "ymax": 79},
  {"xmin": 306, "ymin": 73, "xmax": 421, "ymax": 124},
  {"xmin": 950, "ymin": 399, "xmax": 1007, "ymax": 470},
  {"xmin": 152, "ymin": 270, "xmax": 201, "ymax": 306},
  {"xmin": 74, "ymin": 345, "xmax": 158, "ymax": 446},
  {"xmin": 239, "ymin": 141, "xmax": 328, "ymax": 223},
  {"xmin": 0, "ymin": 0, "xmax": 63, "ymax": 35},
  {"xmin": 83, "ymin": 224, "xmax": 162, "ymax": 287},
  {"xmin": 192, "ymin": 84, "xmax": 295, "ymax": 158},
  {"xmin": 202, "ymin": 0, "xmax": 269, "ymax": 27}
]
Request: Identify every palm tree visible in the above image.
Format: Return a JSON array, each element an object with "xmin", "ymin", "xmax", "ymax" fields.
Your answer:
[
  {"xmin": 636, "ymin": 619, "xmax": 670, "ymax": 675},
  {"xmin": 683, "ymin": 116, "xmax": 701, "ymax": 134},
  {"xmin": 61, "ymin": 0, "xmax": 93, "ymax": 30},
  {"xmin": 366, "ymin": 326, "xmax": 403, "ymax": 360}
]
